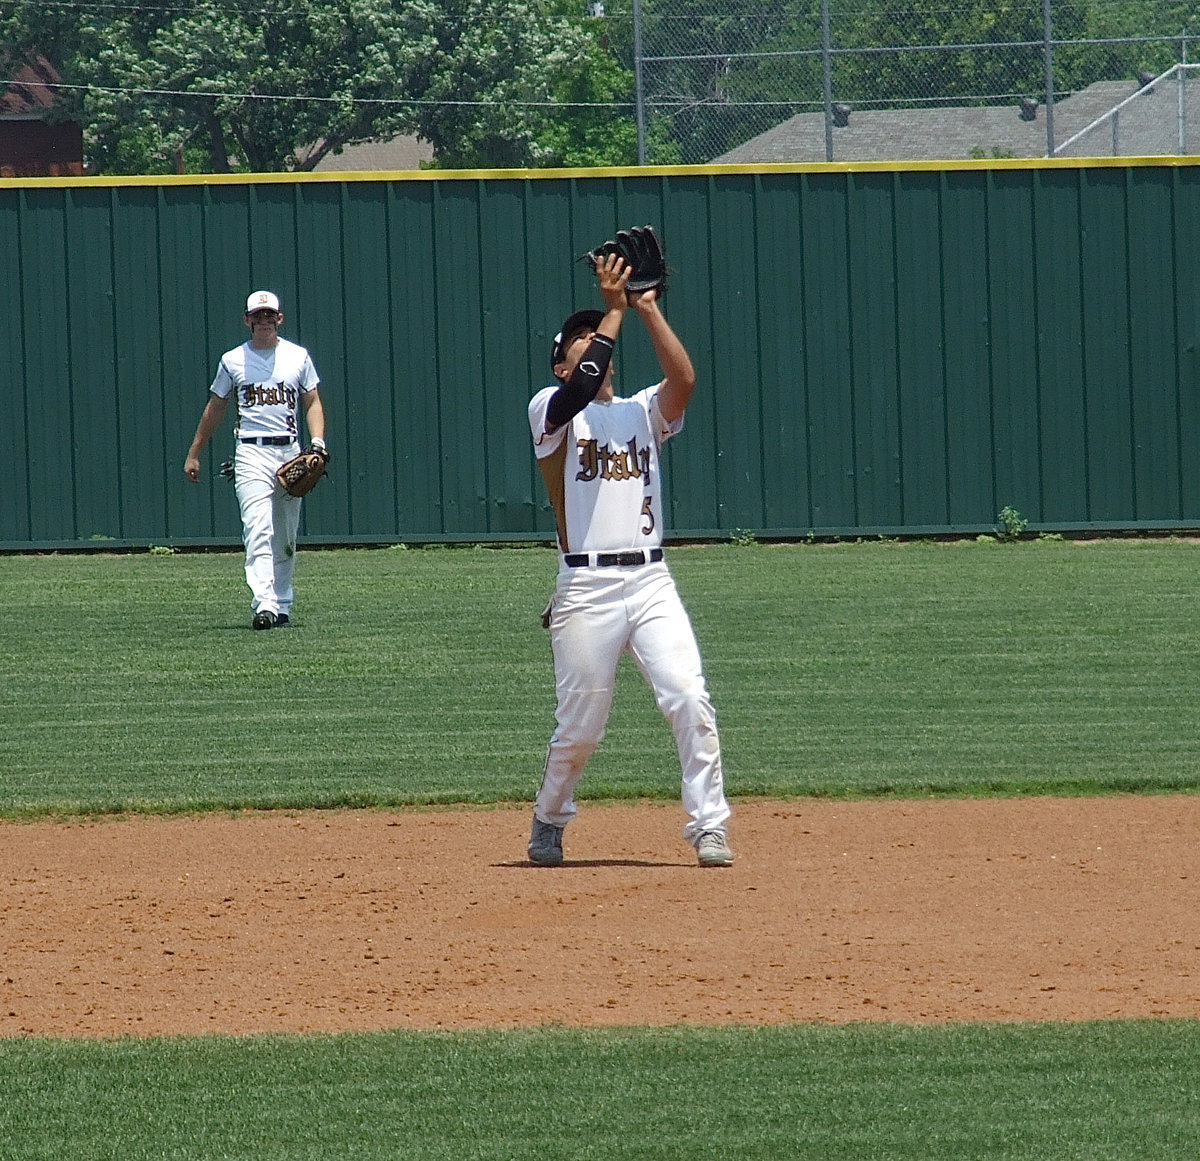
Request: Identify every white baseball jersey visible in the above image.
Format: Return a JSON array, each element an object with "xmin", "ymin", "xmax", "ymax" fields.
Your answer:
[
  {"xmin": 210, "ymin": 338, "xmax": 320, "ymax": 439},
  {"xmin": 529, "ymin": 382, "xmax": 683, "ymax": 554}
]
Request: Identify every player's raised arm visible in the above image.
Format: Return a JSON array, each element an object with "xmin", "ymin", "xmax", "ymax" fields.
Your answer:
[
  {"xmin": 634, "ymin": 289, "xmax": 696, "ymax": 425},
  {"xmin": 545, "ymin": 253, "xmax": 631, "ymax": 430}
]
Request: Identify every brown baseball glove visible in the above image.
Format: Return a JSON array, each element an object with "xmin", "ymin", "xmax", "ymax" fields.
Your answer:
[{"xmin": 276, "ymin": 446, "xmax": 329, "ymax": 498}]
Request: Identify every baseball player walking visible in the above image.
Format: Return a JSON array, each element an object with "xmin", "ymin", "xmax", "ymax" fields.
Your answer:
[
  {"xmin": 526, "ymin": 251, "xmax": 734, "ymax": 867},
  {"xmin": 184, "ymin": 291, "xmax": 327, "ymax": 629}
]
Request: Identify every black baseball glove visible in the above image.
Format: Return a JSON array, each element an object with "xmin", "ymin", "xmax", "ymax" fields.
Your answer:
[{"xmin": 582, "ymin": 225, "xmax": 667, "ymax": 295}]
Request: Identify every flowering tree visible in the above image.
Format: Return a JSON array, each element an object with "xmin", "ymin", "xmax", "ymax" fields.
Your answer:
[{"xmin": 0, "ymin": 0, "xmax": 636, "ymax": 173}]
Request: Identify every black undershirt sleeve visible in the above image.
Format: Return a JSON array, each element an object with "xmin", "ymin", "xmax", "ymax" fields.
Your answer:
[{"xmin": 545, "ymin": 333, "xmax": 616, "ymax": 429}]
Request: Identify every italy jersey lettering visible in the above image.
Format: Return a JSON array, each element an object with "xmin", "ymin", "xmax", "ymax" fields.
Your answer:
[
  {"xmin": 241, "ymin": 381, "xmax": 299, "ymax": 410},
  {"xmin": 574, "ymin": 437, "xmax": 651, "ymax": 482}
]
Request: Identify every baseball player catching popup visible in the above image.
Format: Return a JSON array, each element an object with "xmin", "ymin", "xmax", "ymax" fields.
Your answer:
[
  {"xmin": 526, "ymin": 229, "xmax": 733, "ymax": 868},
  {"xmin": 184, "ymin": 291, "xmax": 327, "ymax": 630}
]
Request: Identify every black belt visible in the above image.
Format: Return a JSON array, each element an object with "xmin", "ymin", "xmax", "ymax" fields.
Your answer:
[
  {"xmin": 564, "ymin": 548, "xmax": 663, "ymax": 568},
  {"xmin": 240, "ymin": 436, "xmax": 295, "ymax": 446}
]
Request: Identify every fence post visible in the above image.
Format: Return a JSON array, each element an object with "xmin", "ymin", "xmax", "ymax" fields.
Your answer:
[
  {"xmin": 1042, "ymin": 0, "xmax": 1056, "ymax": 155},
  {"xmin": 821, "ymin": 0, "xmax": 834, "ymax": 162},
  {"xmin": 1178, "ymin": 48, "xmax": 1188, "ymax": 153},
  {"xmin": 633, "ymin": 0, "xmax": 647, "ymax": 164}
]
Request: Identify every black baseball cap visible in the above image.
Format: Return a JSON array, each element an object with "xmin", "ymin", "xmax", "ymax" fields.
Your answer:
[{"xmin": 550, "ymin": 309, "xmax": 604, "ymax": 369}]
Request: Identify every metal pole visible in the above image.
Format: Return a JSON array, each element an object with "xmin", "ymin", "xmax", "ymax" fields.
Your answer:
[
  {"xmin": 1179, "ymin": 62, "xmax": 1186, "ymax": 154},
  {"xmin": 1179, "ymin": 34, "xmax": 1189, "ymax": 155},
  {"xmin": 1042, "ymin": 0, "xmax": 1055, "ymax": 155},
  {"xmin": 633, "ymin": 0, "xmax": 647, "ymax": 165},
  {"xmin": 821, "ymin": 0, "xmax": 834, "ymax": 161},
  {"xmin": 1180, "ymin": 32, "xmax": 1190, "ymax": 154}
]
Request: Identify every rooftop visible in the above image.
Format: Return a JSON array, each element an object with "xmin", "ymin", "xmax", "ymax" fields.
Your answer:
[
  {"xmin": 0, "ymin": 57, "xmax": 63, "ymax": 117},
  {"xmin": 712, "ymin": 79, "xmax": 1199, "ymax": 163},
  {"xmin": 311, "ymin": 135, "xmax": 434, "ymax": 172}
]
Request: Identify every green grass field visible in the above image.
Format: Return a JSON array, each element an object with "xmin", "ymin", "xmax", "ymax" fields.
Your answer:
[
  {"xmin": 3, "ymin": 537, "xmax": 1200, "ymax": 815},
  {"xmin": 2, "ymin": 1022, "xmax": 1198, "ymax": 1160},
  {"xmin": 3, "ymin": 538, "xmax": 1200, "ymax": 1159}
]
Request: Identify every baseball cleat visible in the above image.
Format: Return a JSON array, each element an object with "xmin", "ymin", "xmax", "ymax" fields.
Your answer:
[
  {"xmin": 696, "ymin": 830, "xmax": 734, "ymax": 867},
  {"xmin": 528, "ymin": 816, "xmax": 565, "ymax": 866},
  {"xmin": 275, "ymin": 613, "xmax": 290, "ymax": 627},
  {"xmin": 251, "ymin": 610, "xmax": 277, "ymax": 630}
]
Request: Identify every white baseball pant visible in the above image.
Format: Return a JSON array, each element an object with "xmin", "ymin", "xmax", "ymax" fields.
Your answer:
[
  {"xmin": 536, "ymin": 561, "xmax": 731, "ymax": 844},
  {"xmin": 234, "ymin": 442, "xmax": 302, "ymax": 616}
]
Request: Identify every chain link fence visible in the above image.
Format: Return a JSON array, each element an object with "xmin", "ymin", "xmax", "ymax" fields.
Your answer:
[
  {"xmin": 1052, "ymin": 63, "xmax": 1200, "ymax": 156},
  {"xmin": 597, "ymin": 1, "xmax": 1200, "ymax": 163}
]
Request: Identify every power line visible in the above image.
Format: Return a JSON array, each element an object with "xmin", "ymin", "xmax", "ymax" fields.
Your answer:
[
  {"xmin": 1, "ymin": 78, "xmax": 634, "ymax": 109},
  {"xmin": 6, "ymin": 0, "xmax": 580, "ymax": 23},
  {"xmin": 7, "ymin": 0, "xmax": 476, "ymax": 15}
]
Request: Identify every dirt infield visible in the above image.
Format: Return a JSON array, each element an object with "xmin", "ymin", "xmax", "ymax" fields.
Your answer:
[{"xmin": 2, "ymin": 795, "xmax": 1198, "ymax": 1039}]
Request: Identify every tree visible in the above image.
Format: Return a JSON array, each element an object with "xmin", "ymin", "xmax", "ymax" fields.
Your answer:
[
  {"xmin": 1056, "ymin": 1, "xmax": 1200, "ymax": 91},
  {"xmin": 826, "ymin": 0, "xmax": 1088, "ymax": 109},
  {"xmin": 526, "ymin": 36, "xmax": 644, "ymax": 167},
  {"xmin": 637, "ymin": 0, "xmax": 802, "ymax": 162},
  {"xmin": 408, "ymin": 1, "xmax": 638, "ymax": 168},
  {"xmin": 0, "ymin": 0, "xmax": 637, "ymax": 174}
]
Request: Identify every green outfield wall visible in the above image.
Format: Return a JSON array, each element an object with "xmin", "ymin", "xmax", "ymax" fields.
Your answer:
[{"xmin": 3, "ymin": 158, "xmax": 1199, "ymax": 550}]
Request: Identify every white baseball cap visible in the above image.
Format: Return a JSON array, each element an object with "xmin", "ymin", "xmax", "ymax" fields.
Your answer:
[{"xmin": 245, "ymin": 290, "xmax": 281, "ymax": 313}]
